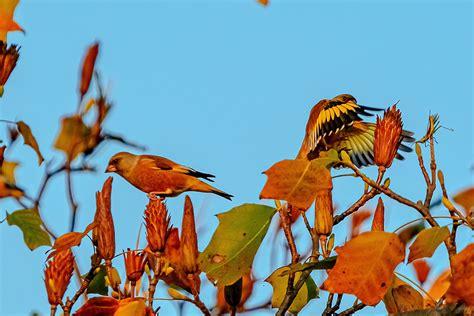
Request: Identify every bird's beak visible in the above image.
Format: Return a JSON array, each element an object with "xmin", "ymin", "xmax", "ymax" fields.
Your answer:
[{"xmin": 105, "ymin": 164, "xmax": 116, "ymax": 173}]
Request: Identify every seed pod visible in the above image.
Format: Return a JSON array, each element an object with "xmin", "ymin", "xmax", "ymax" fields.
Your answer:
[
  {"xmin": 224, "ymin": 277, "xmax": 243, "ymax": 308},
  {"xmin": 314, "ymin": 188, "xmax": 334, "ymax": 236},
  {"xmin": 44, "ymin": 249, "xmax": 74, "ymax": 306}
]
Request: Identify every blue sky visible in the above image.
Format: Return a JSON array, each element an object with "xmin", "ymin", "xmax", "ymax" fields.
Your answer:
[{"xmin": 0, "ymin": 0, "xmax": 472, "ymax": 315}]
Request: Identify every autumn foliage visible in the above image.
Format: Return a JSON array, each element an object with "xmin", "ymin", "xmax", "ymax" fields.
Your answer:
[{"xmin": 1, "ymin": 1, "xmax": 474, "ymax": 316}]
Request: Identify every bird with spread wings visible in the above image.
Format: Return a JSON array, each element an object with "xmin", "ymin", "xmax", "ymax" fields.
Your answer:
[{"xmin": 296, "ymin": 94, "xmax": 414, "ymax": 167}]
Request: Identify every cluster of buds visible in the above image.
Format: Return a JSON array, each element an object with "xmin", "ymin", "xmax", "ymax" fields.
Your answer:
[
  {"xmin": 144, "ymin": 196, "xmax": 201, "ymax": 296},
  {"xmin": 44, "ymin": 249, "xmax": 74, "ymax": 308},
  {"xmin": 374, "ymin": 105, "xmax": 403, "ymax": 170},
  {"xmin": 0, "ymin": 41, "xmax": 19, "ymax": 97}
]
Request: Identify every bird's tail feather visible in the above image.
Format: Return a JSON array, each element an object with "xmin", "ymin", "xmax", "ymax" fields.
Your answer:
[{"xmin": 192, "ymin": 181, "xmax": 233, "ymax": 200}]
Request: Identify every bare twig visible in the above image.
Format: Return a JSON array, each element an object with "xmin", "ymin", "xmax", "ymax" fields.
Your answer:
[
  {"xmin": 341, "ymin": 161, "xmax": 438, "ymax": 228},
  {"xmin": 192, "ymin": 295, "xmax": 211, "ymax": 316},
  {"xmin": 66, "ymin": 165, "xmax": 79, "ymax": 232},
  {"xmin": 337, "ymin": 302, "xmax": 366, "ymax": 315}
]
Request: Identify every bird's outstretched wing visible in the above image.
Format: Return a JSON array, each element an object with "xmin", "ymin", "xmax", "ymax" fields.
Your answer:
[
  {"xmin": 140, "ymin": 155, "xmax": 215, "ymax": 182},
  {"xmin": 303, "ymin": 99, "xmax": 382, "ymax": 153},
  {"xmin": 333, "ymin": 123, "xmax": 415, "ymax": 168}
]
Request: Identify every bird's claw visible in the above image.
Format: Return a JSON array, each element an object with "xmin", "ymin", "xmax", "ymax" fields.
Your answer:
[{"xmin": 147, "ymin": 192, "xmax": 166, "ymax": 201}]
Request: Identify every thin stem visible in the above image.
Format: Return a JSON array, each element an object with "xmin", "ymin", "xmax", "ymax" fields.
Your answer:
[
  {"xmin": 66, "ymin": 165, "xmax": 79, "ymax": 232},
  {"xmin": 394, "ymin": 272, "xmax": 436, "ymax": 304},
  {"xmin": 337, "ymin": 303, "xmax": 366, "ymax": 315},
  {"xmin": 341, "ymin": 161, "xmax": 439, "ymax": 228},
  {"xmin": 192, "ymin": 295, "xmax": 211, "ymax": 316}
]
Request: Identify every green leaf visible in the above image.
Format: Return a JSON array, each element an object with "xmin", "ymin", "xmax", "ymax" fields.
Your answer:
[
  {"xmin": 6, "ymin": 209, "xmax": 51, "ymax": 250},
  {"xmin": 266, "ymin": 266, "xmax": 319, "ymax": 314},
  {"xmin": 408, "ymin": 226, "xmax": 450, "ymax": 263},
  {"xmin": 16, "ymin": 121, "xmax": 44, "ymax": 165},
  {"xmin": 280, "ymin": 256, "xmax": 337, "ymax": 276},
  {"xmin": 84, "ymin": 265, "xmax": 108, "ymax": 295},
  {"xmin": 198, "ymin": 204, "xmax": 276, "ymax": 286}
]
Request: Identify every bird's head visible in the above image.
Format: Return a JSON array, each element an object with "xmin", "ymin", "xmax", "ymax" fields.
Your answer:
[
  {"xmin": 105, "ymin": 152, "xmax": 138, "ymax": 176},
  {"xmin": 332, "ymin": 94, "xmax": 357, "ymax": 104}
]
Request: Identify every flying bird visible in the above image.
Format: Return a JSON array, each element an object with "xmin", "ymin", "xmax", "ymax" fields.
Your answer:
[
  {"xmin": 296, "ymin": 94, "xmax": 414, "ymax": 167},
  {"xmin": 105, "ymin": 152, "xmax": 233, "ymax": 200}
]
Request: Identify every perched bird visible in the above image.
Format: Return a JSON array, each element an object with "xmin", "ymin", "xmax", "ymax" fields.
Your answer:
[
  {"xmin": 296, "ymin": 94, "xmax": 414, "ymax": 167},
  {"xmin": 105, "ymin": 152, "xmax": 233, "ymax": 200}
]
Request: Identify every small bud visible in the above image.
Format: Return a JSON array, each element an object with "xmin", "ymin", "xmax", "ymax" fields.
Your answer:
[
  {"xmin": 415, "ymin": 143, "xmax": 422, "ymax": 157},
  {"xmin": 123, "ymin": 249, "xmax": 147, "ymax": 283},
  {"xmin": 383, "ymin": 178, "xmax": 391, "ymax": 188},
  {"xmin": 0, "ymin": 42, "xmax": 20, "ymax": 96},
  {"xmin": 44, "ymin": 250, "xmax": 74, "ymax": 306},
  {"xmin": 93, "ymin": 177, "xmax": 115, "ymax": 261},
  {"xmin": 437, "ymin": 170, "xmax": 445, "ymax": 185},
  {"xmin": 168, "ymin": 287, "xmax": 190, "ymax": 301},
  {"xmin": 180, "ymin": 196, "xmax": 199, "ymax": 275},
  {"xmin": 374, "ymin": 105, "xmax": 404, "ymax": 169},
  {"xmin": 327, "ymin": 234, "xmax": 335, "ymax": 253},
  {"xmin": 442, "ymin": 197, "xmax": 455, "ymax": 211},
  {"xmin": 371, "ymin": 198, "xmax": 385, "ymax": 232},
  {"xmin": 144, "ymin": 199, "xmax": 172, "ymax": 253}
]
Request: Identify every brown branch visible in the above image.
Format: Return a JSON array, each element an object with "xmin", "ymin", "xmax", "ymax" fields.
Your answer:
[
  {"xmin": 341, "ymin": 161, "xmax": 438, "ymax": 228},
  {"xmin": 333, "ymin": 169, "xmax": 384, "ymax": 226},
  {"xmin": 192, "ymin": 295, "xmax": 211, "ymax": 316},
  {"xmin": 276, "ymin": 204, "xmax": 305, "ymax": 316},
  {"xmin": 337, "ymin": 302, "xmax": 366, "ymax": 315},
  {"xmin": 276, "ymin": 270, "xmax": 311, "ymax": 316}
]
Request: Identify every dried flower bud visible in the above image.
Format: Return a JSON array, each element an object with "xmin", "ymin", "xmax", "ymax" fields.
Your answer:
[
  {"xmin": 144, "ymin": 199, "xmax": 171, "ymax": 253},
  {"xmin": 79, "ymin": 42, "xmax": 99, "ymax": 99},
  {"xmin": 374, "ymin": 105, "xmax": 403, "ymax": 169},
  {"xmin": 123, "ymin": 249, "xmax": 148, "ymax": 283},
  {"xmin": 314, "ymin": 188, "xmax": 334, "ymax": 236},
  {"xmin": 0, "ymin": 145, "xmax": 5, "ymax": 169},
  {"xmin": 0, "ymin": 41, "xmax": 19, "ymax": 96},
  {"xmin": 44, "ymin": 249, "xmax": 74, "ymax": 306},
  {"xmin": 93, "ymin": 177, "xmax": 115, "ymax": 261},
  {"xmin": 180, "ymin": 196, "xmax": 199, "ymax": 275}
]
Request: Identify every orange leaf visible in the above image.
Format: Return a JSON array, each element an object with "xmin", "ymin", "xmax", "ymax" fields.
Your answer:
[
  {"xmin": 428, "ymin": 269, "xmax": 450, "ymax": 301},
  {"xmin": 0, "ymin": 0, "xmax": 23, "ymax": 42},
  {"xmin": 453, "ymin": 187, "xmax": 474, "ymax": 216},
  {"xmin": 445, "ymin": 243, "xmax": 474, "ymax": 305},
  {"xmin": 74, "ymin": 297, "xmax": 119, "ymax": 316},
  {"xmin": 412, "ymin": 259, "xmax": 430, "ymax": 285},
  {"xmin": 350, "ymin": 210, "xmax": 371, "ymax": 239},
  {"xmin": 257, "ymin": 0, "xmax": 269, "ymax": 6},
  {"xmin": 321, "ymin": 231, "xmax": 405, "ymax": 306},
  {"xmin": 115, "ymin": 298, "xmax": 149, "ymax": 315},
  {"xmin": 79, "ymin": 42, "xmax": 100, "ymax": 99},
  {"xmin": 371, "ymin": 197, "xmax": 385, "ymax": 232},
  {"xmin": 47, "ymin": 222, "xmax": 96, "ymax": 259},
  {"xmin": 407, "ymin": 226, "xmax": 449, "ymax": 263},
  {"xmin": 260, "ymin": 155, "xmax": 335, "ymax": 210}
]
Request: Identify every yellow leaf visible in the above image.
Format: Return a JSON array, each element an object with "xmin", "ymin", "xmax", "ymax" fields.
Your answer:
[
  {"xmin": 266, "ymin": 266, "xmax": 319, "ymax": 314},
  {"xmin": 54, "ymin": 115, "xmax": 91, "ymax": 161},
  {"xmin": 445, "ymin": 243, "xmax": 474, "ymax": 305},
  {"xmin": 1, "ymin": 160, "xmax": 18, "ymax": 183},
  {"xmin": 407, "ymin": 226, "xmax": 450, "ymax": 263},
  {"xmin": 17, "ymin": 121, "xmax": 44, "ymax": 165},
  {"xmin": 115, "ymin": 298, "xmax": 147, "ymax": 316},
  {"xmin": 321, "ymin": 231, "xmax": 405, "ymax": 306},
  {"xmin": 0, "ymin": 0, "xmax": 23, "ymax": 42}
]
